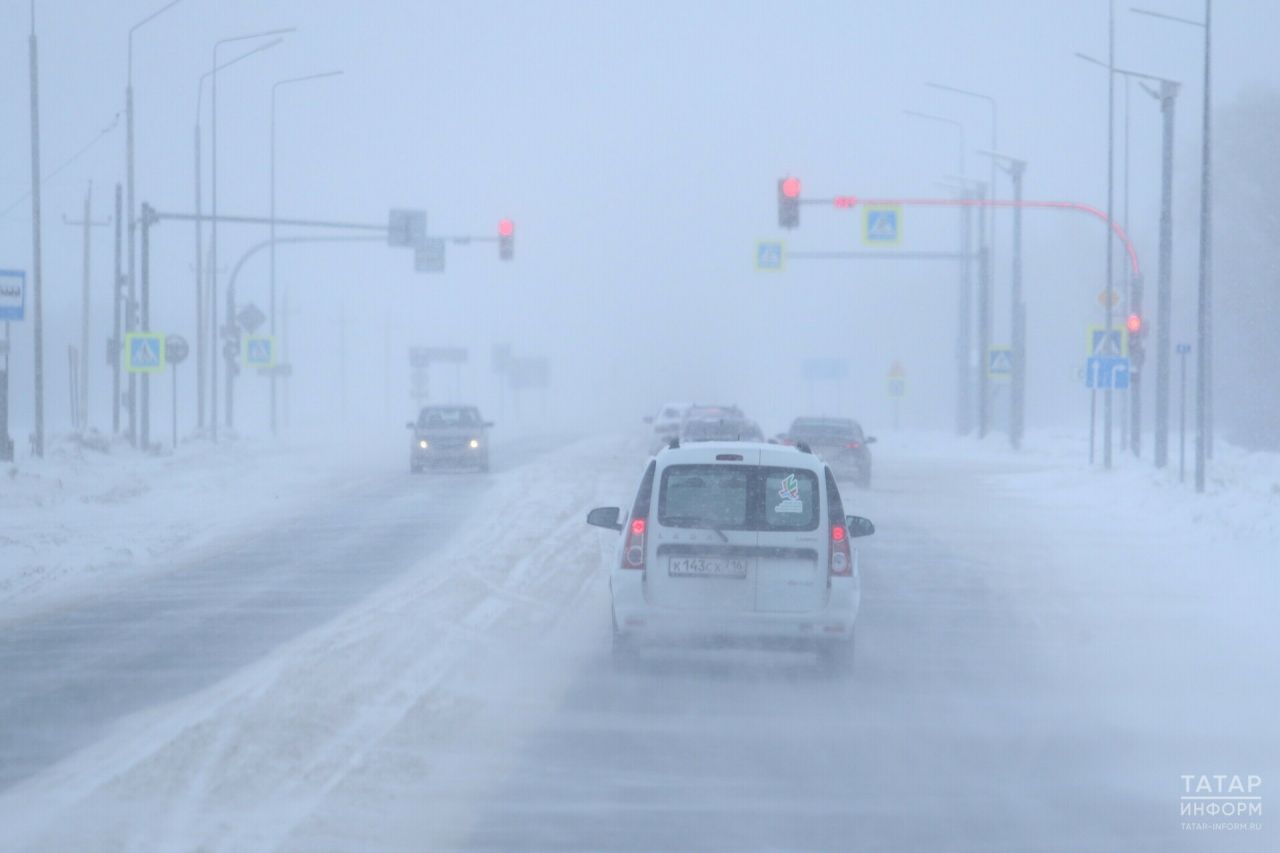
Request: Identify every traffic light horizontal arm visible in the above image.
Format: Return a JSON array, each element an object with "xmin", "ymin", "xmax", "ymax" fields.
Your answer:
[
  {"xmin": 789, "ymin": 250, "xmax": 977, "ymax": 261},
  {"xmin": 825, "ymin": 195, "xmax": 1141, "ymax": 277}
]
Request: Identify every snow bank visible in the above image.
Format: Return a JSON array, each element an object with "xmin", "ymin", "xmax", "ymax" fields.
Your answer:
[{"xmin": 0, "ymin": 431, "xmax": 392, "ymax": 618}]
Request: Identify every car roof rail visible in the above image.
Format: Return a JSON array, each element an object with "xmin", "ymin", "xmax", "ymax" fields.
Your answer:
[{"xmin": 796, "ymin": 441, "xmax": 812, "ymax": 454}]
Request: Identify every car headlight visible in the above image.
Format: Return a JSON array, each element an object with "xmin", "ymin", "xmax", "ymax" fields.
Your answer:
[
  {"xmin": 419, "ymin": 440, "xmax": 428, "ymax": 449},
  {"xmin": 469, "ymin": 439, "xmax": 480, "ymax": 449}
]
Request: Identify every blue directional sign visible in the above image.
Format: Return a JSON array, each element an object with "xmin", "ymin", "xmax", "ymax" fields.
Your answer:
[
  {"xmin": 125, "ymin": 332, "xmax": 166, "ymax": 373},
  {"xmin": 0, "ymin": 269, "xmax": 25, "ymax": 321},
  {"xmin": 987, "ymin": 346, "xmax": 1013, "ymax": 378},
  {"xmin": 863, "ymin": 205, "xmax": 902, "ymax": 245},
  {"xmin": 244, "ymin": 335, "xmax": 276, "ymax": 368},
  {"xmin": 756, "ymin": 240, "xmax": 784, "ymax": 271},
  {"xmin": 802, "ymin": 357, "xmax": 848, "ymax": 381},
  {"xmin": 1085, "ymin": 356, "xmax": 1130, "ymax": 390}
]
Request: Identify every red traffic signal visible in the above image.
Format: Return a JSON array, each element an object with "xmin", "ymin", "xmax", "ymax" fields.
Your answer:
[
  {"xmin": 498, "ymin": 219, "xmax": 514, "ymax": 260},
  {"xmin": 777, "ymin": 177, "xmax": 800, "ymax": 229},
  {"xmin": 1126, "ymin": 313, "xmax": 1143, "ymax": 335}
]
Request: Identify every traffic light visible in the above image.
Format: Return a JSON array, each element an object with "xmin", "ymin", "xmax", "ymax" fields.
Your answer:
[
  {"xmin": 1127, "ymin": 313, "xmax": 1145, "ymax": 369},
  {"xmin": 498, "ymin": 218, "xmax": 514, "ymax": 261},
  {"xmin": 778, "ymin": 177, "xmax": 800, "ymax": 229}
]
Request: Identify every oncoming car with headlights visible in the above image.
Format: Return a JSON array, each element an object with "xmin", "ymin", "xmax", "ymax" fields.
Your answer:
[
  {"xmin": 406, "ymin": 405, "xmax": 493, "ymax": 473},
  {"xmin": 587, "ymin": 441, "xmax": 875, "ymax": 672}
]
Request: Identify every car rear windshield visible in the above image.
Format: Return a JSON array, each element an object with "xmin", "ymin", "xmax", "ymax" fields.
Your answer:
[
  {"xmin": 418, "ymin": 407, "xmax": 479, "ymax": 427},
  {"xmin": 791, "ymin": 420, "xmax": 862, "ymax": 441},
  {"xmin": 682, "ymin": 419, "xmax": 754, "ymax": 441},
  {"xmin": 657, "ymin": 465, "xmax": 820, "ymax": 531}
]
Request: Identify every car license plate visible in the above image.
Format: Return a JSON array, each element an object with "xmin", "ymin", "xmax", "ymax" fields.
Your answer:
[{"xmin": 668, "ymin": 556, "xmax": 751, "ymax": 578}]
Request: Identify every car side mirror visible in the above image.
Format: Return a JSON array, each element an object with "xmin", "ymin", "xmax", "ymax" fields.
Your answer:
[
  {"xmin": 587, "ymin": 506, "xmax": 623, "ymax": 531},
  {"xmin": 643, "ymin": 416, "xmax": 654, "ymax": 424},
  {"xmin": 865, "ymin": 436, "xmax": 877, "ymax": 444},
  {"xmin": 845, "ymin": 515, "xmax": 875, "ymax": 538},
  {"xmin": 405, "ymin": 421, "xmax": 415, "ymax": 429},
  {"xmin": 483, "ymin": 421, "xmax": 495, "ymax": 428}
]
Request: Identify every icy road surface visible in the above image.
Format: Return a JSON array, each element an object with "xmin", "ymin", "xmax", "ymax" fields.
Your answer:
[{"xmin": 1, "ymin": 433, "xmax": 1276, "ymax": 852}]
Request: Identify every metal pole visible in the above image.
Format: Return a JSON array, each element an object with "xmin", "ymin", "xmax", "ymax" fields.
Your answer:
[
  {"xmin": 140, "ymin": 204, "xmax": 152, "ymax": 448},
  {"xmin": 194, "ymin": 122, "xmax": 204, "ymax": 430},
  {"xmin": 29, "ymin": 24, "xmax": 45, "ymax": 457},
  {"xmin": 172, "ymin": 362, "xmax": 178, "ymax": 449},
  {"xmin": 80, "ymin": 186, "xmax": 91, "ymax": 430},
  {"xmin": 269, "ymin": 86, "xmax": 277, "ymax": 434},
  {"xmin": 126, "ymin": 81, "xmax": 138, "ymax": 447},
  {"xmin": 1009, "ymin": 161, "xmax": 1026, "ymax": 449},
  {"xmin": 1103, "ymin": 0, "xmax": 1116, "ymax": 469},
  {"xmin": 1121, "ymin": 77, "xmax": 1131, "ymax": 451},
  {"xmin": 1195, "ymin": 0, "xmax": 1212, "ymax": 491},
  {"xmin": 112, "ymin": 184, "xmax": 122, "ymax": 434},
  {"xmin": 1179, "ymin": 346, "xmax": 1188, "ymax": 483},
  {"xmin": 958, "ymin": 194, "xmax": 973, "ymax": 435},
  {"xmin": 210, "ymin": 53, "xmax": 219, "ymax": 441},
  {"xmin": 1153, "ymin": 81, "xmax": 1178, "ymax": 468},
  {"xmin": 977, "ymin": 240, "xmax": 991, "ymax": 439}
]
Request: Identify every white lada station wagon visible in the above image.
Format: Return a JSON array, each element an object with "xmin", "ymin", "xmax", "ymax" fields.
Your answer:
[{"xmin": 587, "ymin": 441, "xmax": 875, "ymax": 672}]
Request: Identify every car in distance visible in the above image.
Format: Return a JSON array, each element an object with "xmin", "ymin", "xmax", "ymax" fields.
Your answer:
[
  {"xmin": 783, "ymin": 417, "xmax": 875, "ymax": 487},
  {"xmin": 679, "ymin": 417, "xmax": 764, "ymax": 443},
  {"xmin": 406, "ymin": 405, "xmax": 493, "ymax": 473},
  {"xmin": 587, "ymin": 440, "xmax": 875, "ymax": 672},
  {"xmin": 644, "ymin": 402, "xmax": 692, "ymax": 454}
]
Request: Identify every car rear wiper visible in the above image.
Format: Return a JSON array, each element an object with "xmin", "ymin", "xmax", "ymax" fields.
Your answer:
[{"xmin": 661, "ymin": 516, "xmax": 730, "ymax": 542}]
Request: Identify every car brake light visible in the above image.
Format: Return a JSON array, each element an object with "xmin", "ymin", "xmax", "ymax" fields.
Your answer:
[
  {"xmin": 829, "ymin": 522, "xmax": 852, "ymax": 577},
  {"xmin": 845, "ymin": 442, "xmax": 862, "ymax": 449},
  {"xmin": 622, "ymin": 517, "xmax": 647, "ymax": 570}
]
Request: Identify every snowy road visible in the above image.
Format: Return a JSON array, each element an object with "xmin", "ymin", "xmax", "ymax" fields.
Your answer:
[
  {"xmin": 0, "ymin": 435, "xmax": 561, "ymax": 794},
  {"xmin": 2, "ymin": 433, "xmax": 1276, "ymax": 852}
]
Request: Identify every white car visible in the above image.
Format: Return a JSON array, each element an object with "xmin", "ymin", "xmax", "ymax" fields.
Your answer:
[
  {"xmin": 587, "ymin": 441, "xmax": 875, "ymax": 671},
  {"xmin": 643, "ymin": 402, "xmax": 692, "ymax": 453}
]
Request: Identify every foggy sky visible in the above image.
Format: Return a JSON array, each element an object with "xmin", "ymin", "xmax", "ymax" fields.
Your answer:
[{"xmin": 1, "ymin": 0, "xmax": 1277, "ymax": 440}]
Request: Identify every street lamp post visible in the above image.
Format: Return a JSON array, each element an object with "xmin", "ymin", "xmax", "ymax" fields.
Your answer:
[
  {"xmin": 210, "ymin": 27, "xmax": 294, "ymax": 439},
  {"xmin": 1132, "ymin": 2, "xmax": 1212, "ymax": 491},
  {"xmin": 904, "ymin": 110, "xmax": 974, "ymax": 436},
  {"xmin": 126, "ymin": 1, "xmax": 183, "ymax": 448},
  {"xmin": 270, "ymin": 70, "xmax": 342, "ymax": 435},
  {"xmin": 926, "ymin": 82, "xmax": 999, "ymax": 329},
  {"xmin": 195, "ymin": 38, "xmax": 282, "ymax": 434},
  {"xmin": 1076, "ymin": 52, "xmax": 1181, "ymax": 462},
  {"xmin": 981, "ymin": 151, "xmax": 1028, "ymax": 450}
]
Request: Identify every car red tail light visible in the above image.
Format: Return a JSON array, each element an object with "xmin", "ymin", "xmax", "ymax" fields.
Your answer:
[
  {"xmin": 829, "ymin": 522, "xmax": 852, "ymax": 577},
  {"xmin": 622, "ymin": 517, "xmax": 647, "ymax": 570},
  {"xmin": 845, "ymin": 441, "xmax": 862, "ymax": 449}
]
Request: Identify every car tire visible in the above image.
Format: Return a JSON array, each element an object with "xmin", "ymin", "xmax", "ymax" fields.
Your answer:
[{"xmin": 819, "ymin": 633, "xmax": 855, "ymax": 676}]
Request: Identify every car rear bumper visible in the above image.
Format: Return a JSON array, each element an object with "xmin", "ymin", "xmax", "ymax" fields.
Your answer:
[{"xmin": 611, "ymin": 572, "xmax": 859, "ymax": 645}]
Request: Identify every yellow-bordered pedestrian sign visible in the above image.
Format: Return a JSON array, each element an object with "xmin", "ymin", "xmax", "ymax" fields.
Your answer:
[
  {"xmin": 863, "ymin": 204, "xmax": 902, "ymax": 246},
  {"xmin": 755, "ymin": 240, "xmax": 784, "ymax": 271},
  {"xmin": 1086, "ymin": 325, "xmax": 1129, "ymax": 357},
  {"xmin": 125, "ymin": 332, "xmax": 166, "ymax": 373},
  {"xmin": 987, "ymin": 346, "xmax": 1013, "ymax": 378},
  {"xmin": 243, "ymin": 335, "xmax": 276, "ymax": 368}
]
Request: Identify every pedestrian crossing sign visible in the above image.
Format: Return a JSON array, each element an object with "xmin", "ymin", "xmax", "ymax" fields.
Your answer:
[
  {"xmin": 863, "ymin": 205, "xmax": 902, "ymax": 245},
  {"xmin": 244, "ymin": 335, "xmax": 276, "ymax": 368},
  {"xmin": 987, "ymin": 346, "xmax": 1013, "ymax": 378},
  {"xmin": 125, "ymin": 332, "xmax": 166, "ymax": 373},
  {"xmin": 1087, "ymin": 325, "xmax": 1128, "ymax": 357}
]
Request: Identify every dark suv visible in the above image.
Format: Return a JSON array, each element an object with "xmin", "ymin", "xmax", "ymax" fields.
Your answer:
[
  {"xmin": 783, "ymin": 417, "xmax": 875, "ymax": 487},
  {"xmin": 406, "ymin": 405, "xmax": 493, "ymax": 473}
]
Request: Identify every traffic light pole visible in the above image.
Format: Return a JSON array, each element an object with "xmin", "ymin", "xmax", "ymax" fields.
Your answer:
[{"xmin": 1150, "ymin": 80, "xmax": 1179, "ymax": 468}]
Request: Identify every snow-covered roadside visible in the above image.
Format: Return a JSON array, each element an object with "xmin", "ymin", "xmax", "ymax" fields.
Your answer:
[
  {"xmin": 0, "ymin": 432, "xmax": 395, "ymax": 619},
  {"xmin": 0, "ymin": 433, "xmax": 635, "ymax": 853}
]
